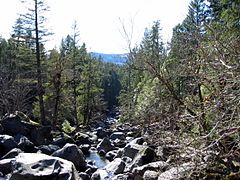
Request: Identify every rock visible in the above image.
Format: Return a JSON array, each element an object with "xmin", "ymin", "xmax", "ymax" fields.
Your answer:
[
  {"xmin": 37, "ymin": 144, "xmax": 60, "ymax": 155},
  {"xmin": 30, "ymin": 126, "xmax": 52, "ymax": 146},
  {"xmin": 131, "ymin": 137, "xmax": 144, "ymax": 145},
  {"xmin": 105, "ymin": 150, "xmax": 118, "ymax": 161},
  {"xmin": 14, "ymin": 134, "xmax": 36, "ymax": 153},
  {"xmin": 53, "ymin": 134, "xmax": 75, "ymax": 147},
  {"xmin": 80, "ymin": 144, "xmax": 91, "ymax": 155},
  {"xmin": 122, "ymin": 156, "xmax": 132, "ymax": 164},
  {"xmin": 105, "ymin": 158, "xmax": 126, "ymax": 175},
  {"xmin": 113, "ymin": 138, "xmax": 126, "ymax": 148},
  {"xmin": 122, "ymin": 143, "xmax": 146, "ymax": 159},
  {"xmin": 158, "ymin": 162, "xmax": 195, "ymax": 180},
  {"xmin": 97, "ymin": 137, "xmax": 116, "ymax": 153},
  {"xmin": 0, "ymin": 158, "xmax": 14, "ymax": 175},
  {"xmin": 96, "ymin": 127, "xmax": 108, "ymax": 138},
  {"xmin": 0, "ymin": 124, "xmax": 3, "ymax": 134},
  {"xmin": 156, "ymin": 145, "xmax": 182, "ymax": 161},
  {"xmin": 143, "ymin": 170, "xmax": 159, "ymax": 180},
  {"xmin": 132, "ymin": 161, "xmax": 169, "ymax": 176},
  {"xmin": 0, "ymin": 115, "xmax": 52, "ymax": 147},
  {"xmin": 85, "ymin": 164, "xmax": 98, "ymax": 175},
  {"xmin": 99, "ymin": 149, "xmax": 106, "ymax": 156},
  {"xmin": 0, "ymin": 115, "xmax": 33, "ymax": 136},
  {"xmin": 91, "ymin": 169, "xmax": 110, "ymax": 180},
  {"xmin": 1, "ymin": 148, "xmax": 23, "ymax": 160},
  {"xmin": 110, "ymin": 132, "xmax": 125, "ymax": 141},
  {"xmin": 9, "ymin": 153, "xmax": 80, "ymax": 180},
  {"xmin": 112, "ymin": 174, "xmax": 133, "ymax": 180},
  {"xmin": 0, "ymin": 135, "xmax": 17, "ymax": 157},
  {"xmin": 74, "ymin": 132, "xmax": 91, "ymax": 145},
  {"xmin": 79, "ymin": 172, "xmax": 90, "ymax": 180},
  {"xmin": 124, "ymin": 145, "xmax": 156, "ymax": 172},
  {"xmin": 52, "ymin": 143, "xmax": 86, "ymax": 171}
]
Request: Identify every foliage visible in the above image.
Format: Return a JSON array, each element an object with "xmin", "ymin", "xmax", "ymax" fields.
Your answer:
[{"xmin": 62, "ymin": 120, "xmax": 76, "ymax": 134}]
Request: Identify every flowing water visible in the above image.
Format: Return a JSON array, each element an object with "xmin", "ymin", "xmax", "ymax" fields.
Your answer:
[{"xmin": 86, "ymin": 150, "xmax": 109, "ymax": 168}]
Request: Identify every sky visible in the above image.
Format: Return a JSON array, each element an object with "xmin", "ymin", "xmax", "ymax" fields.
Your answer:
[{"xmin": 0, "ymin": 0, "xmax": 191, "ymax": 54}]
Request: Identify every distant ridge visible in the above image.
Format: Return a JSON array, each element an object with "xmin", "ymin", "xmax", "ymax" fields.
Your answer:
[{"xmin": 91, "ymin": 52, "xmax": 127, "ymax": 64}]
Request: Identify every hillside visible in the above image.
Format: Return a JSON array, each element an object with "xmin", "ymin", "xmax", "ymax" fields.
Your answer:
[{"xmin": 91, "ymin": 52, "xmax": 127, "ymax": 64}]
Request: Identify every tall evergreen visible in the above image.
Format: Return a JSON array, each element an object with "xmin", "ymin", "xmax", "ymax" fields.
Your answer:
[{"xmin": 19, "ymin": 0, "xmax": 52, "ymax": 124}]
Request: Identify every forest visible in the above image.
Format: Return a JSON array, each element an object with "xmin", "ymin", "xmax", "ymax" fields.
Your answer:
[{"xmin": 0, "ymin": 0, "xmax": 239, "ymax": 179}]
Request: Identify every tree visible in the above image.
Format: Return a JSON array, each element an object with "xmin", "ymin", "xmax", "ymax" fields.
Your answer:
[
  {"xmin": 19, "ymin": 0, "xmax": 52, "ymax": 124},
  {"xmin": 170, "ymin": 0, "xmax": 209, "ymax": 132}
]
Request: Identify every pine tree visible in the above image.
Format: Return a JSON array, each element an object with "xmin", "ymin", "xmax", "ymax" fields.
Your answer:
[{"xmin": 19, "ymin": 0, "xmax": 52, "ymax": 124}]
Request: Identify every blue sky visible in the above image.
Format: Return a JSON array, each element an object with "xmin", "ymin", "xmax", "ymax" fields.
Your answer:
[{"xmin": 0, "ymin": 0, "xmax": 191, "ymax": 54}]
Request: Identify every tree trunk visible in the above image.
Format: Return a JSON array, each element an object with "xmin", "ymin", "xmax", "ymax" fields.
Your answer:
[{"xmin": 35, "ymin": 0, "xmax": 46, "ymax": 124}]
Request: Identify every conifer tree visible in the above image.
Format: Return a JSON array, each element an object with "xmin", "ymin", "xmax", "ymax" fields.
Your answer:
[{"xmin": 18, "ymin": 0, "xmax": 52, "ymax": 124}]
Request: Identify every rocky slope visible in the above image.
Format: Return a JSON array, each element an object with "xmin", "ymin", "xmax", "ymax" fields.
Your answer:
[{"xmin": 0, "ymin": 114, "xmax": 239, "ymax": 179}]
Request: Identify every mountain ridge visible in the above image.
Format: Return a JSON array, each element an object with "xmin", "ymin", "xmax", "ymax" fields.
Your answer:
[{"xmin": 91, "ymin": 52, "xmax": 127, "ymax": 64}]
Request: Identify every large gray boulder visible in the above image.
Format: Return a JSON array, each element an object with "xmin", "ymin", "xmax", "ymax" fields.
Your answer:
[
  {"xmin": 1, "ymin": 148, "xmax": 23, "ymax": 160},
  {"xmin": 53, "ymin": 134, "xmax": 75, "ymax": 148},
  {"xmin": 132, "ymin": 161, "xmax": 169, "ymax": 176},
  {"xmin": 122, "ymin": 142, "xmax": 154, "ymax": 160},
  {"xmin": 158, "ymin": 162, "xmax": 195, "ymax": 180},
  {"xmin": 37, "ymin": 144, "xmax": 60, "ymax": 155},
  {"xmin": 123, "ymin": 144, "xmax": 156, "ymax": 172},
  {"xmin": 143, "ymin": 170, "xmax": 159, "ymax": 180},
  {"xmin": 0, "ymin": 115, "xmax": 32, "ymax": 136},
  {"xmin": 30, "ymin": 126, "xmax": 52, "ymax": 146},
  {"xmin": 74, "ymin": 132, "xmax": 91, "ymax": 145},
  {"xmin": 96, "ymin": 137, "xmax": 116, "ymax": 153},
  {"xmin": 96, "ymin": 127, "xmax": 108, "ymax": 139},
  {"xmin": 52, "ymin": 143, "xmax": 86, "ymax": 171},
  {"xmin": 9, "ymin": 153, "xmax": 81, "ymax": 180},
  {"xmin": 0, "ymin": 158, "xmax": 14, "ymax": 175},
  {"xmin": 0, "ymin": 135, "xmax": 17, "ymax": 157},
  {"xmin": 14, "ymin": 134, "xmax": 36, "ymax": 153},
  {"xmin": 0, "ymin": 115, "xmax": 52, "ymax": 146},
  {"xmin": 91, "ymin": 169, "xmax": 111, "ymax": 180},
  {"xmin": 105, "ymin": 158, "xmax": 126, "ymax": 175},
  {"xmin": 110, "ymin": 132, "xmax": 125, "ymax": 141}
]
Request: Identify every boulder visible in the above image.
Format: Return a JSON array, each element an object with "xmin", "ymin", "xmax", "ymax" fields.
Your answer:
[
  {"xmin": 132, "ymin": 161, "xmax": 169, "ymax": 176},
  {"xmin": 96, "ymin": 127, "xmax": 108, "ymax": 138},
  {"xmin": 97, "ymin": 137, "xmax": 116, "ymax": 153},
  {"xmin": 30, "ymin": 126, "xmax": 52, "ymax": 146},
  {"xmin": 14, "ymin": 134, "xmax": 36, "ymax": 153},
  {"xmin": 37, "ymin": 144, "xmax": 60, "ymax": 155},
  {"xmin": 131, "ymin": 137, "xmax": 144, "ymax": 145},
  {"xmin": 9, "ymin": 153, "xmax": 80, "ymax": 180},
  {"xmin": 110, "ymin": 132, "xmax": 125, "ymax": 141},
  {"xmin": 52, "ymin": 143, "xmax": 86, "ymax": 171},
  {"xmin": 1, "ymin": 148, "xmax": 23, "ymax": 160},
  {"xmin": 0, "ymin": 158, "xmax": 14, "ymax": 175},
  {"xmin": 124, "ymin": 145, "xmax": 156, "ymax": 172},
  {"xmin": 74, "ymin": 132, "xmax": 91, "ymax": 145},
  {"xmin": 113, "ymin": 139, "xmax": 126, "ymax": 148},
  {"xmin": 122, "ymin": 143, "xmax": 144, "ymax": 159},
  {"xmin": 53, "ymin": 134, "xmax": 75, "ymax": 147},
  {"xmin": 143, "ymin": 170, "xmax": 159, "ymax": 180},
  {"xmin": 112, "ymin": 174, "xmax": 133, "ymax": 180},
  {"xmin": 79, "ymin": 172, "xmax": 90, "ymax": 180},
  {"xmin": 105, "ymin": 158, "xmax": 126, "ymax": 175},
  {"xmin": 0, "ymin": 135, "xmax": 17, "ymax": 157},
  {"xmin": 0, "ymin": 124, "xmax": 3, "ymax": 134},
  {"xmin": 0, "ymin": 115, "xmax": 52, "ymax": 147},
  {"xmin": 79, "ymin": 144, "xmax": 91, "ymax": 155},
  {"xmin": 158, "ymin": 162, "xmax": 195, "ymax": 180},
  {"xmin": 105, "ymin": 150, "xmax": 118, "ymax": 161},
  {"xmin": 0, "ymin": 115, "xmax": 33, "ymax": 136},
  {"xmin": 91, "ymin": 169, "xmax": 110, "ymax": 180}
]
